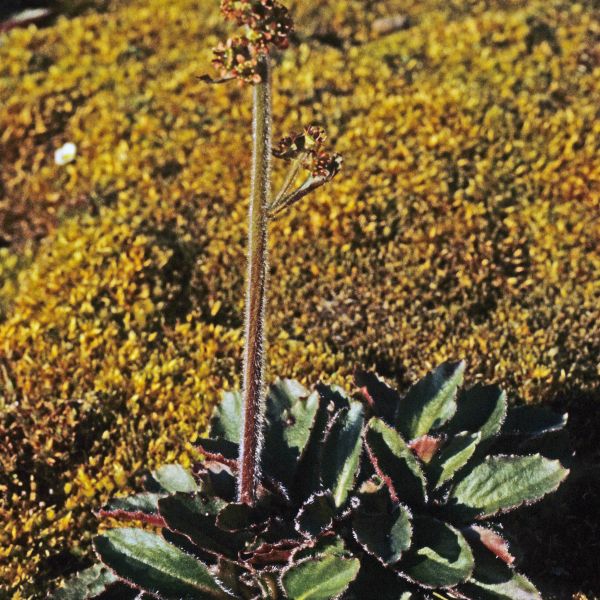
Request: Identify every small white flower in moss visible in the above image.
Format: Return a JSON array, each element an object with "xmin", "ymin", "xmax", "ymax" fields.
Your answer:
[{"xmin": 54, "ymin": 142, "xmax": 77, "ymax": 165}]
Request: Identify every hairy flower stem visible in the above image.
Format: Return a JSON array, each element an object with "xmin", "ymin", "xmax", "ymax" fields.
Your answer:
[{"xmin": 239, "ymin": 56, "xmax": 272, "ymax": 505}]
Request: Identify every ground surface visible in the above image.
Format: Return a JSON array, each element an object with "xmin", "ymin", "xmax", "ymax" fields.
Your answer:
[{"xmin": 0, "ymin": 0, "xmax": 599, "ymax": 597}]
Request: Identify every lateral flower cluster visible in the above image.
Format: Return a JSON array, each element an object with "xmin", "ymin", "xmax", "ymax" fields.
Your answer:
[
  {"xmin": 211, "ymin": 0, "xmax": 293, "ymax": 83},
  {"xmin": 273, "ymin": 125, "xmax": 342, "ymax": 179}
]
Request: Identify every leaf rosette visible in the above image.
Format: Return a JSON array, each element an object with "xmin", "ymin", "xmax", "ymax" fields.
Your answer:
[{"xmin": 54, "ymin": 364, "xmax": 568, "ymax": 599}]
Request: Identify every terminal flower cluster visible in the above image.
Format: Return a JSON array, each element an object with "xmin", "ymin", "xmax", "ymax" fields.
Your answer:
[{"xmin": 211, "ymin": 0, "xmax": 293, "ymax": 83}]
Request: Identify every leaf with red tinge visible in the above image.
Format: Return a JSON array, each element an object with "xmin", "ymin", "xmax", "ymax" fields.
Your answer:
[
  {"xmin": 464, "ymin": 525, "xmax": 515, "ymax": 565},
  {"xmin": 459, "ymin": 537, "xmax": 541, "ymax": 599},
  {"xmin": 98, "ymin": 493, "xmax": 166, "ymax": 527},
  {"xmin": 408, "ymin": 434, "xmax": 444, "ymax": 463},
  {"xmin": 195, "ymin": 437, "xmax": 238, "ymax": 469},
  {"xmin": 354, "ymin": 370, "xmax": 400, "ymax": 424},
  {"xmin": 94, "ymin": 528, "xmax": 235, "ymax": 599},
  {"xmin": 365, "ymin": 417, "xmax": 427, "ymax": 506},
  {"xmin": 240, "ymin": 539, "xmax": 300, "ymax": 566}
]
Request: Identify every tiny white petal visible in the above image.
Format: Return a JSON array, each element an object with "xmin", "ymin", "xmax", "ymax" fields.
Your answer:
[{"xmin": 54, "ymin": 142, "xmax": 77, "ymax": 166}]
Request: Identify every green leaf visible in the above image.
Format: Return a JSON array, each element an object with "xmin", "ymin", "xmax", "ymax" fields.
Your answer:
[
  {"xmin": 459, "ymin": 539, "xmax": 541, "ymax": 599},
  {"xmin": 503, "ymin": 405, "xmax": 567, "ymax": 438},
  {"xmin": 52, "ymin": 564, "xmax": 135, "ymax": 599},
  {"xmin": 216, "ymin": 502, "xmax": 270, "ymax": 533},
  {"xmin": 446, "ymin": 384, "xmax": 507, "ymax": 442},
  {"xmin": 355, "ymin": 370, "xmax": 400, "ymax": 425},
  {"xmin": 281, "ymin": 555, "xmax": 360, "ymax": 600},
  {"xmin": 365, "ymin": 417, "xmax": 426, "ymax": 505},
  {"xmin": 158, "ymin": 493, "xmax": 240, "ymax": 557},
  {"xmin": 428, "ymin": 432, "xmax": 481, "ymax": 489},
  {"xmin": 263, "ymin": 379, "xmax": 320, "ymax": 488},
  {"xmin": 94, "ymin": 528, "xmax": 235, "ymax": 599},
  {"xmin": 401, "ymin": 516, "xmax": 474, "ymax": 588},
  {"xmin": 295, "ymin": 492, "xmax": 336, "ymax": 537},
  {"xmin": 294, "ymin": 385, "xmax": 349, "ymax": 502},
  {"xmin": 449, "ymin": 454, "xmax": 569, "ymax": 519},
  {"xmin": 353, "ymin": 490, "xmax": 412, "ymax": 566},
  {"xmin": 151, "ymin": 464, "xmax": 198, "ymax": 493},
  {"xmin": 99, "ymin": 493, "xmax": 164, "ymax": 526},
  {"xmin": 345, "ymin": 557, "xmax": 417, "ymax": 600},
  {"xmin": 321, "ymin": 401, "xmax": 365, "ymax": 507},
  {"xmin": 397, "ymin": 361, "xmax": 465, "ymax": 439},
  {"xmin": 210, "ymin": 390, "xmax": 243, "ymax": 443}
]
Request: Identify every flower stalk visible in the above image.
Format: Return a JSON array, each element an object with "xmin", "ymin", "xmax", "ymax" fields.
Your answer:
[
  {"xmin": 202, "ymin": 0, "xmax": 341, "ymax": 506},
  {"xmin": 239, "ymin": 56, "xmax": 272, "ymax": 504}
]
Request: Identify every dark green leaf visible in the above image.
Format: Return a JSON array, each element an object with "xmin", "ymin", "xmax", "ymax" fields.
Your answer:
[
  {"xmin": 52, "ymin": 564, "xmax": 133, "ymax": 600},
  {"xmin": 355, "ymin": 370, "xmax": 400, "ymax": 424},
  {"xmin": 291, "ymin": 536, "xmax": 347, "ymax": 563},
  {"xmin": 401, "ymin": 516, "xmax": 474, "ymax": 588},
  {"xmin": 503, "ymin": 405, "xmax": 567, "ymax": 438},
  {"xmin": 396, "ymin": 361, "xmax": 465, "ymax": 439},
  {"xmin": 94, "ymin": 528, "xmax": 234, "ymax": 599},
  {"xmin": 158, "ymin": 493, "xmax": 240, "ymax": 557},
  {"xmin": 151, "ymin": 464, "xmax": 198, "ymax": 493},
  {"xmin": 294, "ymin": 385, "xmax": 347, "ymax": 502},
  {"xmin": 427, "ymin": 432, "xmax": 481, "ymax": 489},
  {"xmin": 352, "ymin": 490, "xmax": 412, "ymax": 566},
  {"xmin": 263, "ymin": 379, "xmax": 319, "ymax": 489},
  {"xmin": 459, "ymin": 538, "xmax": 541, "ymax": 599},
  {"xmin": 446, "ymin": 384, "xmax": 507, "ymax": 442},
  {"xmin": 99, "ymin": 493, "xmax": 164, "ymax": 526},
  {"xmin": 365, "ymin": 417, "xmax": 426, "ymax": 505},
  {"xmin": 345, "ymin": 555, "xmax": 417, "ymax": 600},
  {"xmin": 281, "ymin": 555, "xmax": 360, "ymax": 599},
  {"xmin": 195, "ymin": 437, "xmax": 238, "ymax": 463},
  {"xmin": 210, "ymin": 390, "xmax": 243, "ymax": 443},
  {"xmin": 449, "ymin": 454, "xmax": 569, "ymax": 519},
  {"xmin": 321, "ymin": 401, "xmax": 365, "ymax": 507},
  {"xmin": 295, "ymin": 492, "xmax": 336, "ymax": 537},
  {"xmin": 216, "ymin": 502, "xmax": 269, "ymax": 532}
]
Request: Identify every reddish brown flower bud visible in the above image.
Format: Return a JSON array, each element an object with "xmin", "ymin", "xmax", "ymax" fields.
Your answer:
[
  {"xmin": 310, "ymin": 151, "xmax": 343, "ymax": 180},
  {"xmin": 220, "ymin": 0, "xmax": 293, "ymax": 50},
  {"xmin": 273, "ymin": 126, "xmax": 327, "ymax": 161},
  {"xmin": 212, "ymin": 36, "xmax": 264, "ymax": 83}
]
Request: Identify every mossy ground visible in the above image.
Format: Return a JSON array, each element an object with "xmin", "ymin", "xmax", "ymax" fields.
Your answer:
[{"xmin": 0, "ymin": 0, "xmax": 599, "ymax": 597}]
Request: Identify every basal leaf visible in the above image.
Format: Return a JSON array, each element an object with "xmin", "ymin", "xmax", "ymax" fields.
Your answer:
[
  {"xmin": 401, "ymin": 516, "xmax": 474, "ymax": 588},
  {"xmin": 98, "ymin": 493, "xmax": 165, "ymax": 527},
  {"xmin": 365, "ymin": 417, "xmax": 426, "ymax": 506},
  {"xmin": 263, "ymin": 379, "xmax": 319, "ymax": 489},
  {"xmin": 158, "ymin": 493, "xmax": 239, "ymax": 557},
  {"xmin": 281, "ymin": 555, "xmax": 360, "ymax": 600},
  {"xmin": 459, "ymin": 538, "xmax": 541, "ymax": 599},
  {"xmin": 352, "ymin": 490, "xmax": 412, "ymax": 566},
  {"xmin": 449, "ymin": 454, "xmax": 569, "ymax": 519},
  {"xmin": 151, "ymin": 464, "xmax": 198, "ymax": 493},
  {"xmin": 321, "ymin": 401, "xmax": 365, "ymax": 507},
  {"xmin": 52, "ymin": 564, "xmax": 133, "ymax": 600},
  {"xmin": 210, "ymin": 390, "xmax": 243, "ymax": 443},
  {"xmin": 446, "ymin": 384, "xmax": 507, "ymax": 442},
  {"xmin": 397, "ymin": 361, "xmax": 465, "ymax": 439},
  {"xmin": 294, "ymin": 384, "xmax": 350, "ymax": 502},
  {"xmin": 355, "ymin": 370, "xmax": 400, "ymax": 425},
  {"xmin": 94, "ymin": 528, "xmax": 234, "ymax": 599},
  {"xmin": 427, "ymin": 432, "xmax": 481, "ymax": 489},
  {"xmin": 345, "ymin": 556, "xmax": 417, "ymax": 600},
  {"xmin": 295, "ymin": 492, "xmax": 336, "ymax": 537},
  {"xmin": 502, "ymin": 405, "xmax": 568, "ymax": 438}
]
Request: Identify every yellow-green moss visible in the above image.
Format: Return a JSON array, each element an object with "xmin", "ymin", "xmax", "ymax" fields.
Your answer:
[{"xmin": 0, "ymin": 0, "xmax": 599, "ymax": 596}]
